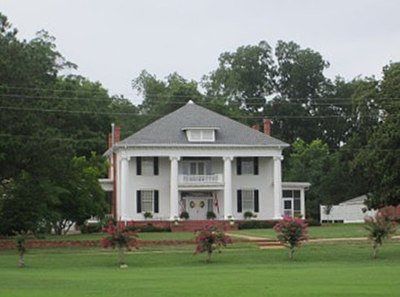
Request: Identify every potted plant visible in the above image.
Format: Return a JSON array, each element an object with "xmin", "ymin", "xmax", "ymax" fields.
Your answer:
[
  {"xmin": 206, "ymin": 211, "xmax": 216, "ymax": 220},
  {"xmin": 143, "ymin": 211, "xmax": 153, "ymax": 219},
  {"xmin": 244, "ymin": 211, "xmax": 255, "ymax": 220},
  {"xmin": 179, "ymin": 211, "xmax": 189, "ymax": 220},
  {"xmin": 227, "ymin": 215, "xmax": 235, "ymax": 226}
]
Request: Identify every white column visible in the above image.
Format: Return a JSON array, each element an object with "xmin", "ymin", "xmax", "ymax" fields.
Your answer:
[
  {"xmin": 300, "ymin": 189, "xmax": 306, "ymax": 218},
  {"xmin": 223, "ymin": 156, "xmax": 233, "ymax": 219},
  {"xmin": 273, "ymin": 156, "xmax": 283, "ymax": 219},
  {"xmin": 120, "ymin": 156, "xmax": 129, "ymax": 221},
  {"xmin": 169, "ymin": 156, "xmax": 180, "ymax": 220}
]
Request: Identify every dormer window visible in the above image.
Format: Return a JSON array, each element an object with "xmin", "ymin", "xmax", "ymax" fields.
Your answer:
[{"xmin": 182, "ymin": 127, "xmax": 218, "ymax": 142}]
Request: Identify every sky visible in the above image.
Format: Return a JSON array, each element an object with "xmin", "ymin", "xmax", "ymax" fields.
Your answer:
[{"xmin": 1, "ymin": 0, "xmax": 400, "ymax": 104}]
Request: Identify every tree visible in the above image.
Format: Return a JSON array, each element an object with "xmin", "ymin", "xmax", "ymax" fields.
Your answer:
[
  {"xmin": 275, "ymin": 40, "xmax": 329, "ymax": 103},
  {"xmin": 101, "ymin": 220, "xmax": 139, "ymax": 268},
  {"xmin": 50, "ymin": 154, "xmax": 108, "ymax": 235},
  {"xmin": 364, "ymin": 212, "xmax": 396, "ymax": 259},
  {"xmin": 133, "ymin": 71, "xmax": 203, "ymax": 124},
  {"xmin": 274, "ymin": 215, "xmax": 308, "ymax": 260},
  {"xmin": 193, "ymin": 225, "xmax": 232, "ymax": 263},
  {"xmin": 284, "ymin": 139, "xmax": 331, "ymax": 218},
  {"xmin": 203, "ymin": 41, "xmax": 275, "ymax": 113}
]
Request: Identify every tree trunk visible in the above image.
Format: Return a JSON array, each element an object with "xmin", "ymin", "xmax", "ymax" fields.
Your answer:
[
  {"xmin": 373, "ymin": 242, "xmax": 379, "ymax": 259},
  {"xmin": 289, "ymin": 248, "xmax": 295, "ymax": 260},
  {"xmin": 18, "ymin": 252, "xmax": 25, "ymax": 268},
  {"xmin": 206, "ymin": 251, "xmax": 212, "ymax": 263},
  {"xmin": 118, "ymin": 246, "xmax": 127, "ymax": 268}
]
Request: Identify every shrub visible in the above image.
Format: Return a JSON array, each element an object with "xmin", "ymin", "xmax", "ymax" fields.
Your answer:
[
  {"xmin": 138, "ymin": 223, "xmax": 171, "ymax": 233},
  {"xmin": 80, "ymin": 223, "xmax": 101, "ymax": 234},
  {"xmin": 101, "ymin": 220, "xmax": 139, "ymax": 267},
  {"xmin": 179, "ymin": 211, "xmax": 189, "ymax": 220},
  {"xmin": 243, "ymin": 211, "xmax": 256, "ymax": 220},
  {"xmin": 238, "ymin": 220, "xmax": 278, "ymax": 229},
  {"xmin": 364, "ymin": 212, "xmax": 397, "ymax": 259},
  {"xmin": 194, "ymin": 225, "xmax": 232, "ymax": 263},
  {"xmin": 206, "ymin": 211, "xmax": 216, "ymax": 220},
  {"xmin": 143, "ymin": 212, "xmax": 153, "ymax": 219},
  {"xmin": 274, "ymin": 215, "xmax": 308, "ymax": 260}
]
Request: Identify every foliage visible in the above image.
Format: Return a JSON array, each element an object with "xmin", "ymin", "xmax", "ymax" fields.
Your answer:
[
  {"xmin": 206, "ymin": 211, "xmax": 216, "ymax": 220},
  {"xmin": 243, "ymin": 211, "xmax": 256, "ymax": 220},
  {"xmin": 101, "ymin": 220, "xmax": 139, "ymax": 267},
  {"xmin": 143, "ymin": 212, "xmax": 153, "ymax": 219},
  {"xmin": 274, "ymin": 215, "xmax": 308, "ymax": 259},
  {"xmin": 238, "ymin": 220, "xmax": 278, "ymax": 230},
  {"xmin": 193, "ymin": 225, "xmax": 232, "ymax": 262},
  {"xmin": 179, "ymin": 211, "xmax": 189, "ymax": 220},
  {"xmin": 364, "ymin": 213, "xmax": 397, "ymax": 258}
]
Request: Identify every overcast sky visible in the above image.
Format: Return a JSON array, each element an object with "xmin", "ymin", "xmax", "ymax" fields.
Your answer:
[{"xmin": 1, "ymin": 0, "xmax": 399, "ymax": 103}]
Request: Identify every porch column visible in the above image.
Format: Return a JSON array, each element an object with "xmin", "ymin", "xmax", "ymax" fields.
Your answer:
[
  {"xmin": 273, "ymin": 156, "xmax": 283, "ymax": 219},
  {"xmin": 223, "ymin": 156, "xmax": 233, "ymax": 219},
  {"xmin": 169, "ymin": 156, "xmax": 180, "ymax": 220},
  {"xmin": 300, "ymin": 190, "xmax": 306, "ymax": 218},
  {"xmin": 120, "ymin": 156, "xmax": 129, "ymax": 221}
]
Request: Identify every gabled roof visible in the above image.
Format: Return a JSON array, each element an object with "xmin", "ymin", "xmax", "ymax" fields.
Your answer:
[
  {"xmin": 117, "ymin": 101, "xmax": 289, "ymax": 147},
  {"xmin": 339, "ymin": 195, "xmax": 368, "ymax": 206}
]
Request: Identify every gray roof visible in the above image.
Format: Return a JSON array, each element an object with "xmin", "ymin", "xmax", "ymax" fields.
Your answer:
[{"xmin": 117, "ymin": 101, "xmax": 289, "ymax": 147}]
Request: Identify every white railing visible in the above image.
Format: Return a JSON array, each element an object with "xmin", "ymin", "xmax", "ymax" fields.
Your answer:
[{"xmin": 178, "ymin": 174, "xmax": 224, "ymax": 185}]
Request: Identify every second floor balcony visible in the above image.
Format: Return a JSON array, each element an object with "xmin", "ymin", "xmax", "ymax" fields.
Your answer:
[{"xmin": 178, "ymin": 174, "xmax": 224, "ymax": 187}]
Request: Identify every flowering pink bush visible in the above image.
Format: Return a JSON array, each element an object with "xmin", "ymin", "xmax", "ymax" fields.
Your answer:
[
  {"xmin": 365, "ymin": 212, "xmax": 397, "ymax": 259},
  {"xmin": 194, "ymin": 225, "xmax": 232, "ymax": 263},
  {"xmin": 274, "ymin": 215, "xmax": 308, "ymax": 259},
  {"xmin": 101, "ymin": 220, "xmax": 139, "ymax": 267}
]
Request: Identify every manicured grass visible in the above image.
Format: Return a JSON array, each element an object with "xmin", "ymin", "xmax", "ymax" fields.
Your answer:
[
  {"xmin": 0, "ymin": 241, "xmax": 399, "ymax": 297},
  {"xmin": 233, "ymin": 223, "xmax": 398, "ymax": 239}
]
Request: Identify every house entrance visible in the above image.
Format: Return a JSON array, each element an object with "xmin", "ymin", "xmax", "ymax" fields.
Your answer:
[{"xmin": 186, "ymin": 198, "xmax": 209, "ymax": 220}]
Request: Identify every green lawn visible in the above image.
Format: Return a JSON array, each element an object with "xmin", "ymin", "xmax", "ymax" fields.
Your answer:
[
  {"xmin": 0, "ymin": 242, "xmax": 399, "ymax": 297},
  {"xmin": 232, "ymin": 223, "xmax": 398, "ymax": 239}
]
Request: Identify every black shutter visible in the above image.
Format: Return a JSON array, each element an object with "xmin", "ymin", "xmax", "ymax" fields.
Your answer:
[
  {"xmin": 154, "ymin": 190, "xmax": 159, "ymax": 213},
  {"xmin": 136, "ymin": 157, "xmax": 142, "ymax": 175},
  {"xmin": 136, "ymin": 191, "xmax": 142, "ymax": 213},
  {"xmin": 153, "ymin": 157, "xmax": 159, "ymax": 175},
  {"xmin": 237, "ymin": 157, "xmax": 242, "ymax": 175},
  {"xmin": 237, "ymin": 190, "xmax": 242, "ymax": 213},
  {"xmin": 254, "ymin": 190, "xmax": 259, "ymax": 212},
  {"xmin": 254, "ymin": 157, "xmax": 259, "ymax": 175}
]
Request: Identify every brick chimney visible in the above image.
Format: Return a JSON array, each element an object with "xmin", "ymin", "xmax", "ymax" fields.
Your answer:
[
  {"xmin": 263, "ymin": 118, "xmax": 272, "ymax": 136},
  {"xmin": 108, "ymin": 126, "xmax": 121, "ymax": 148}
]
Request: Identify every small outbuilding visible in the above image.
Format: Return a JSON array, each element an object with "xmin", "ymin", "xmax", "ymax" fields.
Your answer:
[{"xmin": 320, "ymin": 195, "xmax": 376, "ymax": 223}]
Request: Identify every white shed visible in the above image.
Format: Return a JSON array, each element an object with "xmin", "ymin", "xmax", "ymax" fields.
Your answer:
[{"xmin": 320, "ymin": 195, "xmax": 376, "ymax": 223}]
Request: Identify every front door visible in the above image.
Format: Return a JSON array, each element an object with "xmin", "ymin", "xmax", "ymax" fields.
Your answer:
[{"xmin": 186, "ymin": 198, "xmax": 208, "ymax": 220}]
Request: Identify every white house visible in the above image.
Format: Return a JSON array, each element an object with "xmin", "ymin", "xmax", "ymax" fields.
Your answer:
[
  {"xmin": 320, "ymin": 195, "xmax": 376, "ymax": 223},
  {"xmin": 99, "ymin": 101, "xmax": 310, "ymax": 222}
]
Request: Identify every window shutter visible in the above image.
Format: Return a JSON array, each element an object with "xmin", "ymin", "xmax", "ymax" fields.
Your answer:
[
  {"xmin": 254, "ymin": 190, "xmax": 259, "ymax": 212},
  {"xmin": 136, "ymin": 190, "xmax": 142, "ymax": 213},
  {"xmin": 136, "ymin": 157, "xmax": 142, "ymax": 175},
  {"xmin": 237, "ymin": 157, "xmax": 242, "ymax": 175},
  {"xmin": 154, "ymin": 190, "xmax": 159, "ymax": 213},
  {"xmin": 153, "ymin": 157, "xmax": 159, "ymax": 175},
  {"xmin": 237, "ymin": 190, "xmax": 242, "ymax": 213},
  {"xmin": 254, "ymin": 157, "xmax": 259, "ymax": 175}
]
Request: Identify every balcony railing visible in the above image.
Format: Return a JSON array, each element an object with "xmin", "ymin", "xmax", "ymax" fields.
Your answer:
[{"xmin": 178, "ymin": 174, "xmax": 224, "ymax": 186}]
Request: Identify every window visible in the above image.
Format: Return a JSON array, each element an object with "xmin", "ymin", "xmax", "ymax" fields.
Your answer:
[
  {"xmin": 136, "ymin": 190, "xmax": 159, "ymax": 213},
  {"xmin": 237, "ymin": 189, "xmax": 259, "ymax": 213},
  {"xmin": 136, "ymin": 157, "xmax": 159, "ymax": 175},
  {"xmin": 237, "ymin": 157, "xmax": 259, "ymax": 175},
  {"xmin": 186, "ymin": 129, "xmax": 215, "ymax": 142},
  {"xmin": 282, "ymin": 190, "xmax": 301, "ymax": 216}
]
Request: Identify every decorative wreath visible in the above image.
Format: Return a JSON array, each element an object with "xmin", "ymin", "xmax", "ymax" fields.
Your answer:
[
  {"xmin": 189, "ymin": 201, "xmax": 196, "ymax": 208},
  {"xmin": 199, "ymin": 201, "xmax": 205, "ymax": 208}
]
